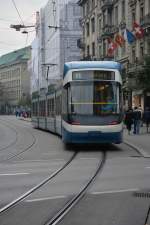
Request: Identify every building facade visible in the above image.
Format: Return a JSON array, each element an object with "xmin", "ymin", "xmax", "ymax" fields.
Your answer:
[
  {"xmin": 0, "ymin": 47, "xmax": 31, "ymax": 113},
  {"xmin": 78, "ymin": 0, "xmax": 150, "ymax": 109},
  {"xmin": 31, "ymin": 0, "xmax": 82, "ymax": 93}
]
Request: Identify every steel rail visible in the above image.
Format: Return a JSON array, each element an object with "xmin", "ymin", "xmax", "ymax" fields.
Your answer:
[
  {"xmin": 45, "ymin": 151, "xmax": 106, "ymax": 225},
  {"xmin": 0, "ymin": 151, "xmax": 77, "ymax": 214},
  {"xmin": 0, "ymin": 118, "xmax": 37, "ymax": 162}
]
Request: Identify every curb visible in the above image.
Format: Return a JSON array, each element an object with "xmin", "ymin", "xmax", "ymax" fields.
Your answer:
[{"xmin": 124, "ymin": 140, "xmax": 150, "ymax": 158}]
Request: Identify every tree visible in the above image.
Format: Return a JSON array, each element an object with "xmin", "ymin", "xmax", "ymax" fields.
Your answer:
[
  {"xmin": 137, "ymin": 56, "xmax": 150, "ymax": 90},
  {"xmin": 18, "ymin": 94, "xmax": 31, "ymax": 108}
]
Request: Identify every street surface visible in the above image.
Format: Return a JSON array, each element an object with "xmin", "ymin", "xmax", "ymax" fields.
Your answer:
[{"xmin": 0, "ymin": 116, "xmax": 150, "ymax": 225}]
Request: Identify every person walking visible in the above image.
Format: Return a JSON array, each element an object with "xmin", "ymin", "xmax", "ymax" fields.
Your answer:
[
  {"xmin": 133, "ymin": 106, "xmax": 142, "ymax": 134},
  {"xmin": 124, "ymin": 108, "xmax": 133, "ymax": 135},
  {"xmin": 143, "ymin": 107, "xmax": 150, "ymax": 133}
]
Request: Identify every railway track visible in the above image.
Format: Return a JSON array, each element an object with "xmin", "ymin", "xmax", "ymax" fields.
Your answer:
[
  {"xmin": 0, "ymin": 117, "xmax": 37, "ymax": 162},
  {"xmin": 0, "ymin": 151, "xmax": 77, "ymax": 214},
  {"xmin": 44, "ymin": 151, "xmax": 106, "ymax": 225},
  {"xmin": 0, "ymin": 116, "xmax": 149, "ymax": 225}
]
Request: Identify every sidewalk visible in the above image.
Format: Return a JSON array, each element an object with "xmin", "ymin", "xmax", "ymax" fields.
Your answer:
[
  {"xmin": 123, "ymin": 125, "xmax": 150, "ymax": 157},
  {"xmin": 18, "ymin": 117, "xmax": 31, "ymax": 122}
]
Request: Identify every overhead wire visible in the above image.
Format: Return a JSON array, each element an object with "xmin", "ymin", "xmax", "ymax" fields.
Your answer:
[{"xmin": 11, "ymin": 0, "xmax": 24, "ymax": 25}]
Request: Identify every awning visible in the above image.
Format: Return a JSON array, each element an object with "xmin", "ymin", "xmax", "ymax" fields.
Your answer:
[{"xmin": 132, "ymin": 90, "xmax": 143, "ymax": 96}]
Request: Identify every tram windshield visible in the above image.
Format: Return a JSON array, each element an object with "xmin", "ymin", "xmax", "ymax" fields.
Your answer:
[{"xmin": 67, "ymin": 81, "xmax": 123, "ymax": 125}]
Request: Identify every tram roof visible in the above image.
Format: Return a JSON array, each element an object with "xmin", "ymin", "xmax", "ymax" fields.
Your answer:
[{"xmin": 63, "ymin": 61, "xmax": 122, "ymax": 77}]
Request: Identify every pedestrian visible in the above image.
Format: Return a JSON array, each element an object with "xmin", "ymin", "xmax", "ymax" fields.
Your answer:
[
  {"xmin": 143, "ymin": 107, "xmax": 150, "ymax": 133},
  {"xmin": 124, "ymin": 107, "xmax": 133, "ymax": 135},
  {"xmin": 133, "ymin": 106, "xmax": 142, "ymax": 134},
  {"xmin": 138, "ymin": 104, "xmax": 143, "ymax": 127}
]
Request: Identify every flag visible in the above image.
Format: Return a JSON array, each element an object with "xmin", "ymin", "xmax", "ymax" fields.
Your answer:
[
  {"xmin": 124, "ymin": 29, "xmax": 135, "ymax": 44},
  {"xmin": 107, "ymin": 38, "xmax": 117, "ymax": 56},
  {"xmin": 115, "ymin": 33, "xmax": 125, "ymax": 47},
  {"xmin": 133, "ymin": 22, "xmax": 144, "ymax": 39}
]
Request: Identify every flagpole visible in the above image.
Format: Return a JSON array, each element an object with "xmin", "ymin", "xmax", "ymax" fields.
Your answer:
[{"xmin": 114, "ymin": 44, "xmax": 116, "ymax": 61}]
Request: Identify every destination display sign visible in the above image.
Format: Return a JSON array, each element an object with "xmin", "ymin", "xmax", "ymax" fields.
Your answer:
[{"xmin": 72, "ymin": 71, "xmax": 115, "ymax": 80}]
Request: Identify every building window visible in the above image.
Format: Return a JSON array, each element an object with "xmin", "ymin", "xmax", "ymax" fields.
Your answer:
[
  {"xmin": 91, "ymin": 17, "xmax": 95, "ymax": 33},
  {"xmin": 140, "ymin": 43, "xmax": 144, "ymax": 61},
  {"xmin": 83, "ymin": 5, "xmax": 86, "ymax": 17},
  {"xmin": 132, "ymin": 47, "xmax": 136, "ymax": 63},
  {"xmin": 87, "ymin": 45, "xmax": 90, "ymax": 56},
  {"xmin": 86, "ymin": 22, "xmax": 90, "ymax": 36},
  {"xmin": 140, "ymin": 5, "xmax": 144, "ymax": 23},
  {"xmin": 86, "ymin": 1, "xmax": 89, "ymax": 15},
  {"xmin": 121, "ymin": 32, "xmax": 126, "ymax": 57},
  {"xmin": 99, "ymin": 45, "xmax": 102, "ymax": 58},
  {"xmin": 92, "ymin": 42, "xmax": 95, "ymax": 56},
  {"xmin": 115, "ymin": 6, "xmax": 118, "ymax": 26},
  {"xmin": 92, "ymin": 0, "xmax": 95, "ymax": 9},
  {"xmin": 122, "ymin": 0, "xmax": 125, "ymax": 20},
  {"xmin": 132, "ymin": 10, "xmax": 136, "ymax": 24},
  {"xmin": 103, "ymin": 41, "xmax": 107, "ymax": 56},
  {"xmin": 103, "ymin": 12, "xmax": 106, "ymax": 27},
  {"xmin": 73, "ymin": 6, "xmax": 80, "ymax": 16},
  {"xmin": 108, "ymin": 10, "xmax": 112, "ymax": 26},
  {"xmin": 99, "ymin": 18, "xmax": 102, "ymax": 35},
  {"xmin": 148, "ymin": 41, "xmax": 150, "ymax": 54}
]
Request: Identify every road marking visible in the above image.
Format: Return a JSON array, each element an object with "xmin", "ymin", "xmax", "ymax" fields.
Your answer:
[
  {"xmin": 0, "ymin": 173, "xmax": 29, "ymax": 176},
  {"xmin": 12, "ymin": 159, "xmax": 65, "ymax": 163},
  {"xmin": 92, "ymin": 188, "xmax": 139, "ymax": 195},
  {"xmin": 79, "ymin": 158, "xmax": 98, "ymax": 160},
  {"xmin": 26, "ymin": 195, "xmax": 66, "ymax": 203}
]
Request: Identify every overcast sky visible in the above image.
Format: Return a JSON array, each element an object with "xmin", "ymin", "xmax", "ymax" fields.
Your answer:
[{"xmin": 0, "ymin": 0, "xmax": 48, "ymax": 56}]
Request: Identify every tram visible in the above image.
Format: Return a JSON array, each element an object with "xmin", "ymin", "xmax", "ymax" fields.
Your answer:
[{"xmin": 32, "ymin": 61, "xmax": 123, "ymax": 144}]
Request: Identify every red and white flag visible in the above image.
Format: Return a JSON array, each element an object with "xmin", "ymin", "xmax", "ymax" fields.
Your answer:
[
  {"xmin": 115, "ymin": 33, "xmax": 125, "ymax": 47},
  {"xmin": 133, "ymin": 22, "xmax": 144, "ymax": 39},
  {"xmin": 107, "ymin": 38, "xmax": 117, "ymax": 56}
]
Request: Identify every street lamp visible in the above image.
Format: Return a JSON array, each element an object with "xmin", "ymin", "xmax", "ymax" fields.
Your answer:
[{"xmin": 10, "ymin": 24, "xmax": 35, "ymax": 31}]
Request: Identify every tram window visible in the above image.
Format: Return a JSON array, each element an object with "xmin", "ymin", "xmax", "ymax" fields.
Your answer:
[
  {"xmin": 56, "ymin": 96, "xmax": 62, "ymax": 115},
  {"xmin": 35, "ymin": 102, "xmax": 38, "ymax": 116},
  {"xmin": 47, "ymin": 98, "xmax": 54, "ymax": 117},
  {"xmin": 62, "ymin": 87, "xmax": 68, "ymax": 114},
  {"xmin": 51, "ymin": 99, "xmax": 54, "ymax": 117},
  {"xmin": 65, "ymin": 81, "xmax": 122, "ymax": 125},
  {"xmin": 32, "ymin": 103, "xmax": 34, "ymax": 116},
  {"xmin": 39, "ymin": 100, "xmax": 46, "ymax": 117},
  {"xmin": 56, "ymin": 97, "xmax": 58, "ymax": 115},
  {"xmin": 48, "ymin": 99, "xmax": 50, "ymax": 116}
]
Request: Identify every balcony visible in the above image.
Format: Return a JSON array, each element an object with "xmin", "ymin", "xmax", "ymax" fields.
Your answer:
[
  {"xmin": 128, "ymin": 0, "xmax": 137, "ymax": 7},
  {"xmin": 101, "ymin": 25, "xmax": 119, "ymax": 38},
  {"xmin": 127, "ymin": 62, "xmax": 145, "ymax": 76},
  {"xmin": 77, "ymin": 0, "xmax": 87, "ymax": 6},
  {"xmin": 99, "ymin": 54, "xmax": 114, "ymax": 61},
  {"xmin": 77, "ymin": 38, "xmax": 85, "ymax": 49},
  {"xmin": 101, "ymin": 0, "xmax": 113, "ymax": 11}
]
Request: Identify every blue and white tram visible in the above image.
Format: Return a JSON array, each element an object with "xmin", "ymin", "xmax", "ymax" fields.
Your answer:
[{"xmin": 32, "ymin": 61, "xmax": 123, "ymax": 144}]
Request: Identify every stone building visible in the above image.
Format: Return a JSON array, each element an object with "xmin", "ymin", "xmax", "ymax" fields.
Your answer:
[
  {"xmin": 78, "ymin": 0, "xmax": 150, "ymax": 109},
  {"xmin": 0, "ymin": 47, "xmax": 31, "ymax": 113}
]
